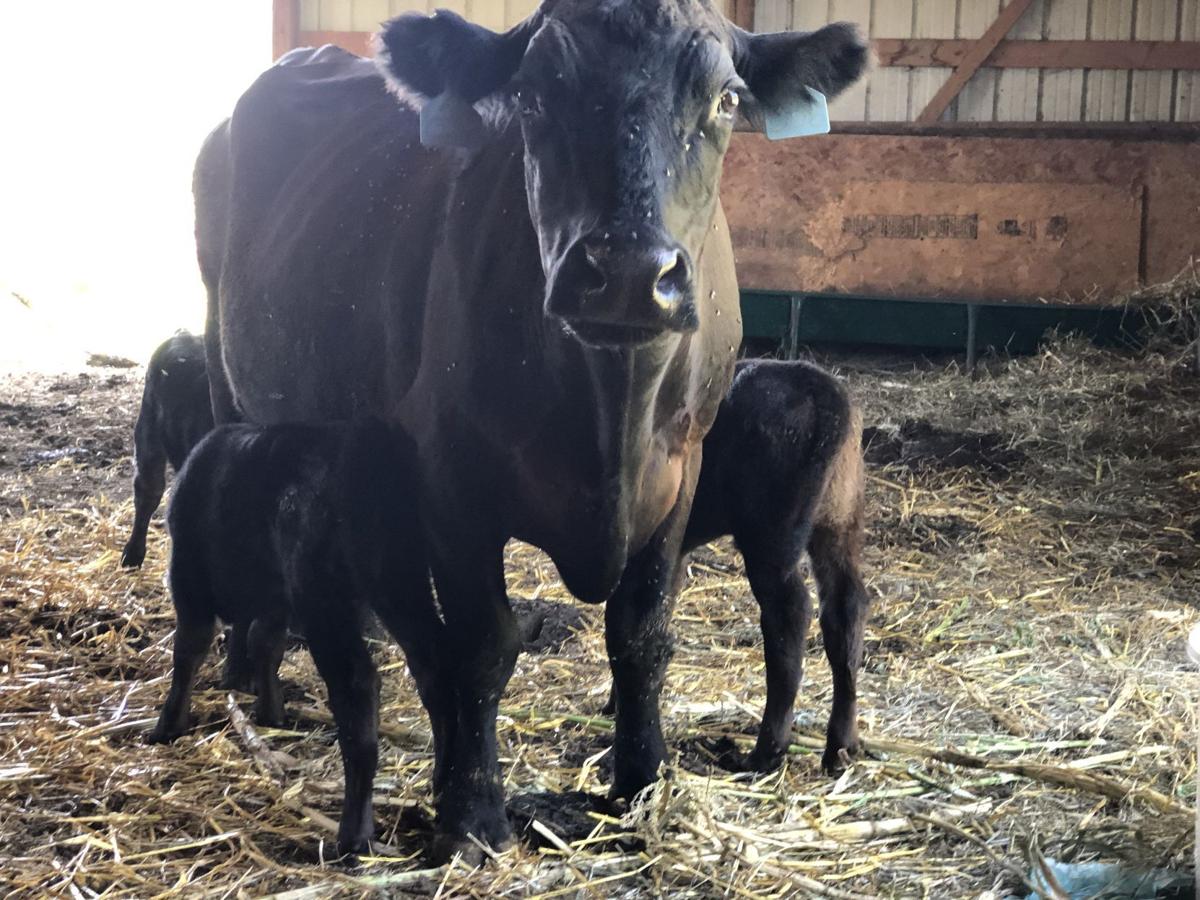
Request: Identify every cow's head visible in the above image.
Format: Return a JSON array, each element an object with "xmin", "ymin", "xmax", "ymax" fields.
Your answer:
[{"xmin": 377, "ymin": 0, "xmax": 867, "ymax": 347}]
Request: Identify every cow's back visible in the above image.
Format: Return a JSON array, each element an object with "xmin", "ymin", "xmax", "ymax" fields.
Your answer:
[{"xmin": 208, "ymin": 47, "xmax": 455, "ymax": 425}]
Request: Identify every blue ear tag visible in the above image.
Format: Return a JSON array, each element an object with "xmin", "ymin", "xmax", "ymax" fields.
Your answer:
[
  {"xmin": 419, "ymin": 92, "xmax": 486, "ymax": 150},
  {"xmin": 764, "ymin": 87, "xmax": 830, "ymax": 141}
]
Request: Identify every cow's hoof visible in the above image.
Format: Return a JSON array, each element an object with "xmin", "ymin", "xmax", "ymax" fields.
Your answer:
[{"xmin": 120, "ymin": 543, "xmax": 145, "ymax": 568}]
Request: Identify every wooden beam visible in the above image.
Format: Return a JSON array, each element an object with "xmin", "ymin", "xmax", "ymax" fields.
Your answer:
[
  {"xmin": 272, "ymin": 0, "xmax": 299, "ymax": 61},
  {"xmin": 916, "ymin": 0, "xmax": 1036, "ymax": 124},
  {"xmin": 875, "ymin": 38, "xmax": 1200, "ymax": 70}
]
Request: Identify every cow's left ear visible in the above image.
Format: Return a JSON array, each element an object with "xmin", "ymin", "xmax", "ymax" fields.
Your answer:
[
  {"xmin": 375, "ymin": 9, "xmax": 537, "ymax": 102},
  {"xmin": 731, "ymin": 23, "xmax": 870, "ymax": 132}
]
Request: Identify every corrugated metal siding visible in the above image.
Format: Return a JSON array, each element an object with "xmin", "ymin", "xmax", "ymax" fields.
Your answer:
[{"xmin": 754, "ymin": 0, "xmax": 1198, "ymax": 122}]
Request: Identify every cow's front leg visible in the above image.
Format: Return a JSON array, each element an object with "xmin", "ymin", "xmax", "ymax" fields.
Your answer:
[
  {"xmin": 605, "ymin": 461, "xmax": 698, "ymax": 800},
  {"xmin": 426, "ymin": 543, "xmax": 519, "ymax": 864}
]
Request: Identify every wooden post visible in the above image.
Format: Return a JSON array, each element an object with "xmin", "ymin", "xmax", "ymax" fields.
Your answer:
[
  {"xmin": 729, "ymin": 0, "xmax": 757, "ymax": 32},
  {"xmin": 916, "ymin": 0, "xmax": 1036, "ymax": 124},
  {"xmin": 272, "ymin": 0, "xmax": 300, "ymax": 62}
]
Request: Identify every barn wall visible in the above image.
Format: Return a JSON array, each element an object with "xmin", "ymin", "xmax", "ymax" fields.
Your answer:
[
  {"xmin": 756, "ymin": 0, "xmax": 1199, "ymax": 122},
  {"xmin": 298, "ymin": 0, "xmax": 728, "ymax": 35}
]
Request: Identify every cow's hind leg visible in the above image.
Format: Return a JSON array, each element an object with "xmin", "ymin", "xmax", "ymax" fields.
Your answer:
[
  {"xmin": 740, "ymin": 537, "xmax": 813, "ymax": 773},
  {"xmin": 810, "ymin": 523, "xmax": 870, "ymax": 774},
  {"xmin": 121, "ymin": 412, "xmax": 167, "ymax": 568},
  {"xmin": 302, "ymin": 607, "xmax": 381, "ymax": 858}
]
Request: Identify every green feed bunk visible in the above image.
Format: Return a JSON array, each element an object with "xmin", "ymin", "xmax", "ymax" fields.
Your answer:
[{"xmin": 740, "ymin": 292, "xmax": 1146, "ymax": 365}]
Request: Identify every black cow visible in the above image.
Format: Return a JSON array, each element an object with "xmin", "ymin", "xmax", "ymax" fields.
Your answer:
[
  {"xmin": 680, "ymin": 359, "xmax": 868, "ymax": 773},
  {"xmin": 121, "ymin": 332, "xmax": 213, "ymax": 569},
  {"xmin": 199, "ymin": 0, "xmax": 867, "ymax": 860},
  {"xmin": 148, "ymin": 418, "xmax": 437, "ymax": 857}
]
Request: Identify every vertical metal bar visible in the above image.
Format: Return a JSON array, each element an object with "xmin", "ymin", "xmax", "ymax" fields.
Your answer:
[
  {"xmin": 787, "ymin": 295, "xmax": 804, "ymax": 360},
  {"xmin": 965, "ymin": 303, "xmax": 980, "ymax": 375}
]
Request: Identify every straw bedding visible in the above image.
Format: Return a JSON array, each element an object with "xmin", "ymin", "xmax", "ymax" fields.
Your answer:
[{"xmin": 1, "ymin": 324, "xmax": 1197, "ymax": 897}]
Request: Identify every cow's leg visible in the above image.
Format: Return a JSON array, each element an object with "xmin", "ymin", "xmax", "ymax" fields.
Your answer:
[
  {"xmin": 121, "ymin": 412, "xmax": 166, "ymax": 569},
  {"xmin": 605, "ymin": 462, "xmax": 698, "ymax": 800},
  {"xmin": 425, "ymin": 546, "xmax": 519, "ymax": 864},
  {"xmin": 810, "ymin": 523, "xmax": 870, "ymax": 774},
  {"xmin": 149, "ymin": 601, "xmax": 216, "ymax": 744},
  {"xmin": 740, "ymin": 541, "xmax": 812, "ymax": 772},
  {"xmin": 205, "ymin": 296, "xmax": 241, "ymax": 427},
  {"xmin": 221, "ymin": 621, "xmax": 254, "ymax": 692},
  {"xmin": 302, "ymin": 606, "xmax": 381, "ymax": 857},
  {"xmin": 248, "ymin": 613, "xmax": 289, "ymax": 728}
]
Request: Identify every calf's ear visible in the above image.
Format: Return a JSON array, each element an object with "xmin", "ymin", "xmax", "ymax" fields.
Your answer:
[
  {"xmin": 731, "ymin": 23, "xmax": 870, "ymax": 132},
  {"xmin": 374, "ymin": 9, "xmax": 535, "ymax": 103}
]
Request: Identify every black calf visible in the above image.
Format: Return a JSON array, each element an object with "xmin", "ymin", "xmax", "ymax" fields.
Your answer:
[
  {"xmin": 606, "ymin": 359, "xmax": 869, "ymax": 774},
  {"xmin": 121, "ymin": 332, "xmax": 213, "ymax": 568},
  {"xmin": 148, "ymin": 418, "xmax": 438, "ymax": 857},
  {"xmin": 688, "ymin": 359, "xmax": 869, "ymax": 774}
]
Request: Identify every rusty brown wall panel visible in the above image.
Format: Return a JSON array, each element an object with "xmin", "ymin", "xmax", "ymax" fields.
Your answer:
[{"xmin": 721, "ymin": 133, "xmax": 1200, "ymax": 304}]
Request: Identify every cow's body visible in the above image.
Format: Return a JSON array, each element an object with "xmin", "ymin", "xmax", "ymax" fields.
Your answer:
[
  {"xmin": 149, "ymin": 419, "xmax": 434, "ymax": 857},
  {"xmin": 198, "ymin": 0, "xmax": 866, "ymax": 859},
  {"xmin": 121, "ymin": 332, "xmax": 213, "ymax": 569}
]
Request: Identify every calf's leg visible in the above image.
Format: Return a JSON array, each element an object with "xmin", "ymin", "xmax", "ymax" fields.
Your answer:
[
  {"xmin": 221, "ymin": 620, "xmax": 254, "ymax": 692},
  {"xmin": 810, "ymin": 524, "xmax": 870, "ymax": 774},
  {"xmin": 121, "ymin": 415, "xmax": 167, "ymax": 569},
  {"xmin": 741, "ymin": 542, "xmax": 813, "ymax": 772},
  {"xmin": 248, "ymin": 614, "xmax": 289, "ymax": 727},
  {"xmin": 302, "ymin": 608, "xmax": 381, "ymax": 858},
  {"xmin": 149, "ymin": 604, "xmax": 216, "ymax": 743}
]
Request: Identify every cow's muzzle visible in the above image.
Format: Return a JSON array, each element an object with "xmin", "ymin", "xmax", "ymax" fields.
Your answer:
[{"xmin": 547, "ymin": 233, "xmax": 698, "ymax": 347}]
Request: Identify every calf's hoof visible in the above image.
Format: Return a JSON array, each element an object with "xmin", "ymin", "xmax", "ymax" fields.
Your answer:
[
  {"xmin": 253, "ymin": 694, "xmax": 286, "ymax": 729},
  {"xmin": 220, "ymin": 667, "xmax": 253, "ymax": 693},
  {"xmin": 120, "ymin": 542, "xmax": 145, "ymax": 569},
  {"xmin": 821, "ymin": 741, "xmax": 859, "ymax": 777},
  {"xmin": 429, "ymin": 811, "xmax": 514, "ymax": 866},
  {"xmin": 146, "ymin": 723, "xmax": 183, "ymax": 745},
  {"xmin": 743, "ymin": 745, "xmax": 787, "ymax": 774}
]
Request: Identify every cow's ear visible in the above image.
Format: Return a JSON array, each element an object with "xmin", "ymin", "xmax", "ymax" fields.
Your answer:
[
  {"xmin": 731, "ymin": 23, "xmax": 869, "ymax": 132},
  {"xmin": 374, "ymin": 9, "xmax": 535, "ymax": 103}
]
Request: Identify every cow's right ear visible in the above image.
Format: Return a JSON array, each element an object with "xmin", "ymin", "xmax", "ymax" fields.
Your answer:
[{"xmin": 374, "ymin": 9, "xmax": 535, "ymax": 104}]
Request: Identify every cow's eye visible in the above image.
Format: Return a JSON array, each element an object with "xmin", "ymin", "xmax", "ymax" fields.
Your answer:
[
  {"xmin": 717, "ymin": 88, "xmax": 739, "ymax": 119},
  {"xmin": 517, "ymin": 89, "xmax": 544, "ymax": 119}
]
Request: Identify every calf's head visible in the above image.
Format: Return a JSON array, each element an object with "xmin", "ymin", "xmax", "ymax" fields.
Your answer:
[{"xmin": 378, "ymin": 0, "xmax": 867, "ymax": 347}]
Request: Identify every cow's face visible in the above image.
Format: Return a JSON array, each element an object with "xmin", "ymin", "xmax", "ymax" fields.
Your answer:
[{"xmin": 378, "ymin": 0, "xmax": 867, "ymax": 347}]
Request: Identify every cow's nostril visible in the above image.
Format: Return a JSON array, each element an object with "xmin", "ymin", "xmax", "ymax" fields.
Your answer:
[
  {"xmin": 581, "ymin": 246, "xmax": 608, "ymax": 293},
  {"xmin": 653, "ymin": 250, "xmax": 690, "ymax": 310}
]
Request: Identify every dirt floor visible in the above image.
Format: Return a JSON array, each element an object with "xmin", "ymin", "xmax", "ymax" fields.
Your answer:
[{"xmin": 0, "ymin": 337, "xmax": 1197, "ymax": 898}]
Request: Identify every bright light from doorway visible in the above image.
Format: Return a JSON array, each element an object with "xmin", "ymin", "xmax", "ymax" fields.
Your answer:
[{"xmin": 0, "ymin": 1, "xmax": 272, "ymax": 372}]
